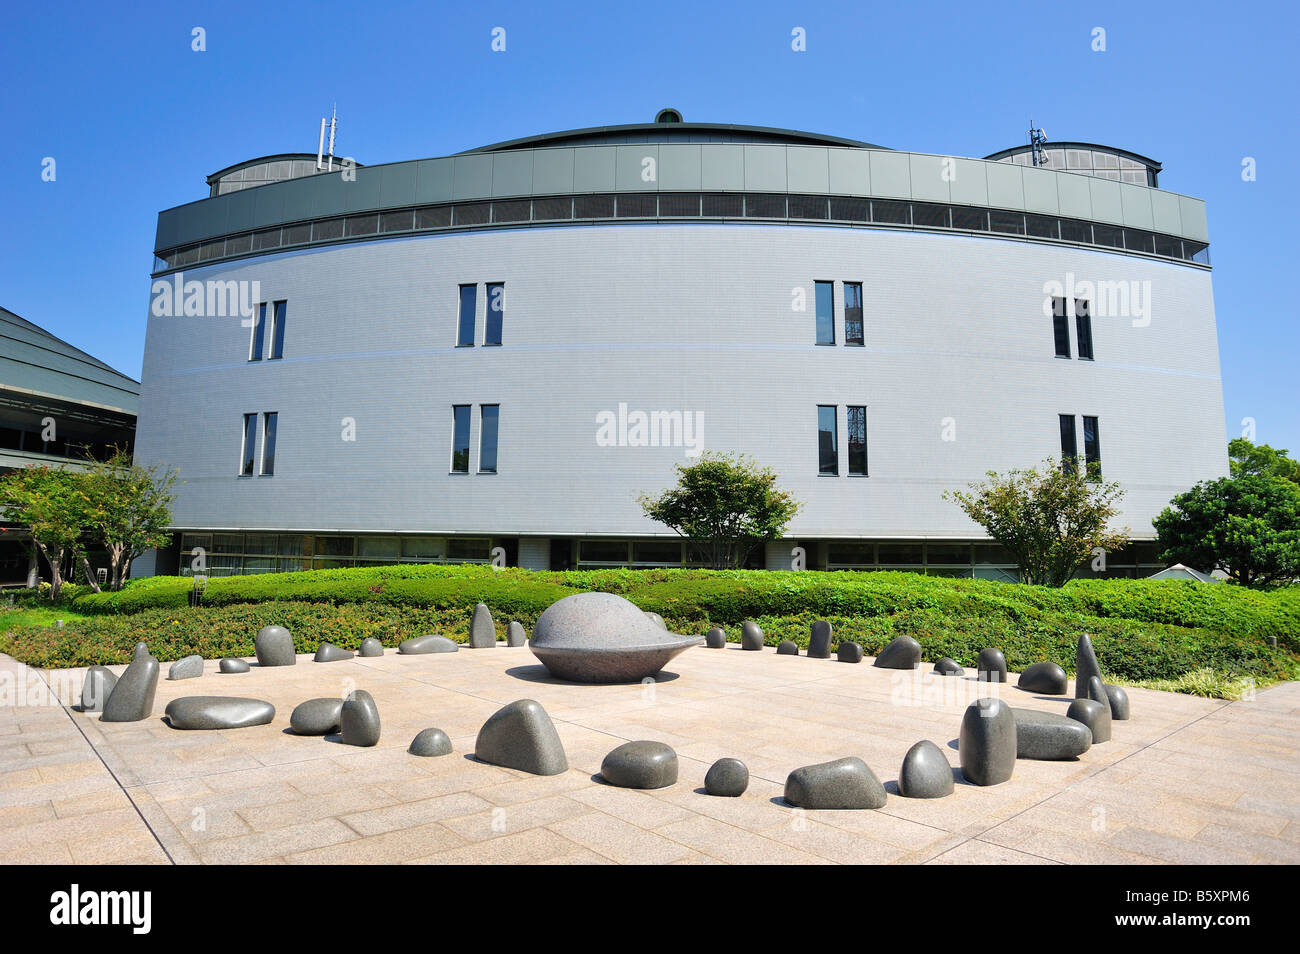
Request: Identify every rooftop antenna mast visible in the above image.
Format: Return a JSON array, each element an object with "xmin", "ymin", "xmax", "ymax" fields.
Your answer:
[
  {"xmin": 316, "ymin": 105, "xmax": 338, "ymax": 172},
  {"xmin": 1029, "ymin": 120, "xmax": 1049, "ymax": 167}
]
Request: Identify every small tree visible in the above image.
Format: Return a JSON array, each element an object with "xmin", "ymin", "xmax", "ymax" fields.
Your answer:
[
  {"xmin": 0, "ymin": 466, "xmax": 90, "ymax": 600},
  {"xmin": 639, "ymin": 453, "xmax": 802, "ymax": 569},
  {"xmin": 1228, "ymin": 437, "xmax": 1300, "ymax": 485},
  {"xmin": 82, "ymin": 449, "xmax": 178, "ymax": 590},
  {"xmin": 1154, "ymin": 473, "xmax": 1300, "ymax": 588},
  {"xmin": 945, "ymin": 458, "xmax": 1130, "ymax": 586}
]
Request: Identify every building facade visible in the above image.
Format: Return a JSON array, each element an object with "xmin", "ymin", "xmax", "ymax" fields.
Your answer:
[{"xmin": 134, "ymin": 114, "xmax": 1226, "ymax": 580}]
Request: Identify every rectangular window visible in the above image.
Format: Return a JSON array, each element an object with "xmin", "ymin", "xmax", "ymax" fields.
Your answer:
[
  {"xmin": 1051, "ymin": 297, "xmax": 1070, "ymax": 357},
  {"xmin": 844, "ymin": 282, "xmax": 864, "ymax": 346},
  {"xmin": 270, "ymin": 301, "xmax": 287, "ymax": 359},
  {"xmin": 485, "ymin": 283, "xmax": 504, "ymax": 346},
  {"xmin": 240, "ymin": 413, "xmax": 257, "ymax": 475},
  {"xmin": 249, "ymin": 303, "xmax": 267, "ymax": 361},
  {"xmin": 817, "ymin": 405, "xmax": 838, "ymax": 475},
  {"xmin": 1075, "ymin": 299, "xmax": 1093, "ymax": 360},
  {"xmin": 1059, "ymin": 414, "xmax": 1078, "ymax": 473},
  {"xmin": 457, "ymin": 285, "xmax": 477, "ymax": 347},
  {"xmin": 479, "ymin": 405, "xmax": 499, "ymax": 473},
  {"xmin": 261, "ymin": 412, "xmax": 277, "ymax": 475},
  {"xmin": 451, "ymin": 405, "xmax": 471, "ymax": 473},
  {"xmin": 847, "ymin": 405, "xmax": 868, "ymax": 475},
  {"xmin": 815, "ymin": 281, "xmax": 834, "ymax": 345},
  {"xmin": 1083, "ymin": 416, "xmax": 1101, "ymax": 477}
]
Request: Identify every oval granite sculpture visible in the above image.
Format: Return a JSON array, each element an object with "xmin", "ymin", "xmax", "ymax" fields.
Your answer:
[
  {"xmin": 776, "ymin": 640, "xmax": 799, "ymax": 656},
  {"xmin": 836, "ymin": 642, "xmax": 864, "ymax": 663},
  {"xmin": 399, "ymin": 634, "xmax": 458, "ymax": 655},
  {"xmin": 1011, "ymin": 708, "xmax": 1092, "ymax": 760},
  {"xmin": 529, "ymin": 592, "xmax": 704, "ymax": 683},
  {"xmin": 600, "ymin": 741, "xmax": 678, "ymax": 789},
  {"xmin": 874, "ymin": 635, "xmax": 922, "ymax": 670},
  {"xmin": 168, "ymin": 655, "xmax": 204, "ymax": 680},
  {"xmin": 474, "ymin": 699, "xmax": 568, "ymax": 775},
  {"xmin": 977, "ymin": 648, "xmax": 1008, "ymax": 683},
  {"xmin": 290, "ymin": 698, "xmax": 344, "ymax": 735},
  {"xmin": 80, "ymin": 666, "xmax": 118, "ymax": 713},
  {"xmin": 1018, "ymin": 661, "xmax": 1069, "ymax": 695},
  {"xmin": 898, "ymin": 740, "xmax": 954, "ymax": 799},
  {"xmin": 358, "ymin": 638, "xmax": 384, "ymax": 657},
  {"xmin": 165, "ymin": 697, "xmax": 275, "ymax": 730},
  {"xmin": 740, "ymin": 620, "xmax": 764, "ymax": 651},
  {"xmin": 784, "ymin": 757, "xmax": 887, "ymax": 810},
  {"xmin": 934, "ymin": 657, "xmax": 965, "ymax": 676},
  {"xmin": 409, "ymin": 727, "xmax": 453, "ymax": 757},
  {"xmin": 959, "ymin": 698, "xmax": 1016, "ymax": 786},
  {"xmin": 255, "ymin": 626, "xmax": 296, "ymax": 667},
  {"xmin": 100, "ymin": 643, "xmax": 159, "ymax": 723},
  {"xmin": 705, "ymin": 758, "xmax": 749, "ymax": 797},
  {"xmin": 219, "ymin": 658, "xmax": 250, "ymax": 673},
  {"xmin": 705, "ymin": 627, "xmax": 727, "ymax": 649}
]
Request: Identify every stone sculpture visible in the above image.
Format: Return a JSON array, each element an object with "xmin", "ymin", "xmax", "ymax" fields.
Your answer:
[
  {"xmin": 704, "ymin": 758, "xmax": 749, "ymax": 797},
  {"xmin": 958, "ymin": 698, "xmax": 1016, "ymax": 786},
  {"xmin": 1011, "ymin": 709, "xmax": 1092, "ymax": 760},
  {"xmin": 934, "ymin": 657, "xmax": 964, "ymax": 676},
  {"xmin": 1075, "ymin": 633, "xmax": 1103, "ymax": 698},
  {"xmin": 1104, "ymin": 684, "xmax": 1131, "ymax": 720},
  {"xmin": 219, "ymin": 658, "xmax": 250, "ymax": 673},
  {"xmin": 898, "ymin": 740, "xmax": 955, "ymax": 799},
  {"xmin": 358, "ymin": 638, "xmax": 384, "ymax": 657},
  {"xmin": 168, "ymin": 655, "xmax": 203, "ymax": 680},
  {"xmin": 340, "ymin": 690, "xmax": 381, "ymax": 746},
  {"xmin": 409, "ymin": 728, "xmax": 453, "ymax": 757},
  {"xmin": 1066, "ymin": 698, "xmax": 1110, "ymax": 744},
  {"xmin": 80, "ymin": 666, "xmax": 118, "ymax": 712},
  {"xmin": 1017, "ymin": 661, "xmax": 1068, "ymax": 695},
  {"xmin": 600, "ymin": 741, "xmax": 678, "ymax": 789},
  {"xmin": 705, "ymin": 627, "xmax": 727, "ymax": 649},
  {"xmin": 528, "ymin": 592, "xmax": 703, "ymax": 683},
  {"xmin": 740, "ymin": 620, "xmax": 764, "ymax": 651},
  {"xmin": 255, "ymin": 625, "xmax": 296, "ymax": 667},
  {"xmin": 100, "ymin": 643, "xmax": 159, "ymax": 723},
  {"xmin": 807, "ymin": 620, "xmax": 833, "ymax": 659},
  {"xmin": 469, "ymin": 603, "xmax": 497, "ymax": 648},
  {"xmin": 165, "ymin": 697, "xmax": 275, "ymax": 730},
  {"xmin": 784, "ymin": 757, "xmax": 887, "ymax": 810},
  {"xmin": 399, "ymin": 634, "xmax": 458, "ymax": 654},
  {"xmin": 474, "ymin": 699, "xmax": 568, "ymax": 776},
  {"xmin": 314, "ymin": 642, "xmax": 354, "ymax": 663},
  {"xmin": 874, "ymin": 635, "xmax": 922, "ymax": 670},
  {"xmin": 290, "ymin": 698, "xmax": 344, "ymax": 735},
  {"xmin": 777, "ymin": 640, "xmax": 799, "ymax": 655},
  {"xmin": 506, "ymin": 621, "xmax": 527, "ymax": 647},
  {"xmin": 977, "ymin": 648, "xmax": 1008, "ymax": 683},
  {"xmin": 837, "ymin": 642, "xmax": 864, "ymax": 663},
  {"xmin": 644, "ymin": 612, "xmax": 667, "ymax": 630}
]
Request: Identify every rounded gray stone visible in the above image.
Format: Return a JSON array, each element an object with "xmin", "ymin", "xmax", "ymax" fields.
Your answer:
[
  {"xmin": 100, "ymin": 643, "xmax": 159, "ymax": 723},
  {"xmin": 1104, "ymin": 684, "xmax": 1130, "ymax": 720},
  {"xmin": 314, "ymin": 642, "xmax": 354, "ymax": 663},
  {"xmin": 807, "ymin": 620, "xmax": 833, "ymax": 659},
  {"xmin": 1018, "ymin": 661, "xmax": 1069, "ymax": 695},
  {"xmin": 340, "ymin": 690, "xmax": 381, "ymax": 747},
  {"xmin": 959, "ymin": 697, "xmax": 1016, "ymax": 786},
  {"xmin": 506, "ymin": 621, "xmax": 527, "ymax": 647},
  {"xmin": 528, "ymin": 592, "xmax": 702, "ymax": 683},
  {"xmin": 934, "ymin": 657, "xmax": 965, "ymax": 676},
  {"xmin": 80, "ymin": 666, "xmax": 118, "ymax": 713},
  {"xmin": 836, "ymin": 641, "xmax": 864, "ymax": 663},
  {"xmin": 1066, "ymin": 697, "xmax": 1111, "ymax": 744},
  {"xmin": 469, "ymin": 602, "xmax": 497, "ymax": 648},
  {"xmin": 898, "ymin": 740, "xmax": 955, "ymax": 799},
  {"xmin": 399, "ymin": 634, "xmax": 458, "ymax": 654},
  {"xmin": 255, "ymin": 625, "xmax": 296, "ymax": 667},
  {"xmin": 409, "ymin": 727, "xmax": 453, "ymax": 757},
  {"xmin": 290, "ymin": 697, "xmax": 344, "ymax": 735},
  {"xmin": 600, "ymin": 740, "xmax": 678, "ymax": 790},
  {"xmin": 474, "ymin": 699, "xmax": 568, "ymax": 776},
  {"xmin": 1011, "ymin": 708, "xmax": 1093, "ymax": 760},
  {"xmin": 1075, "ymin": 633, "xmax": 1103, "ymax": 698},
  {"xmin": 977, "ymin": 648, "xmax": 1008, "ymax": 683},
  {"xmin": 784, "ymin": 756, "xmax": 887, "ymax": 810},
  {"xmin": 358, "ymin": 638, "xmax": 384, "ymax": 657},
  {"xmin": 644, "ymin": 612, "xmax": 667, "ymax": 630},
  {"xmin": 705, "ymin": 627, "xmax": 727, "ymax": 649},
  {"xmin": 219, "ymin": 658, "xmax": 250, "ymax": 673},
  {"xmin": 168, "ymin": 654, "xmax": 203, "ymax": 681},
  {"xmin": 776, "ymin": 640, "xmax": 799, "ymax": 656},
  {"xmin": 875, "ymin": 635, "xmax": 922, "ymax": 670},
  {"xmin": 740, "ymin": 620, "xmax": 764, "ymax": 651},
  {"xmin": 165, "ymin": 696, "xmax": 275, "ymax": 730},
  {"xmin": 704, "ymin": 758, "xmax": 749, "ymax": 797}
]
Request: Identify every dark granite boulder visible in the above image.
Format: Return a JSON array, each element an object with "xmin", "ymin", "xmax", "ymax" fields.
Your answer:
[
  {"xmin": 475, "ymin": 699, "xmax": 568, "ymax": 776},
  {"xmin": 168, "ymin": 655, "xmax": 203, "ymax": 680},
  {"xmin": 100, "ymin": 643, "xmax": 159, "ymax": 723},
  {"xmin": 254, "ymin": 625, "xmax": 296, "ymax": 667},
  {"xmin": 836, "ymin": 642, "xmax": 864, "ymax": 663},
  {"xmin": 934, "ymin": 657, "xmax": 965, "ymax": 676},
  {"xmin": 358, "ymin": 638, "xmax": 384, "ymax": 657},
  {"xmin": 1066, "ymin": 698, "xmax": 1111, "ymax": 744},
  {"xmin": 1104, "ymin": 684, "xmax": 1130, "ymax": 720},
  {"xmin": 469, "ymin": 602, "xmax": 496, "ymax": 648},
  {"xmin": 777, "ymin": 640, "xmax": 799, "ymax": 656},
  {"xmin": 705, "ymin": 627, "xmax": 727, "ymax": 649},
  {"xmin": 1018, "ymin": 661, "xmax": 1068, "ymax": 695},
  {"xmin": 290, "ymin": 697, "xmax": 344, "ymax": 735},
  {"xmin": 219, "ymin": 658, "xmax": 250, "ymax": 673},
  {"xmin": 1012, "ymin": 708, "xmax": 1092, "ymax": 760},
  {"xmin": 399, "ymin": 634, "xmax": 458, "ymax": 654},
  {"xmin": 740, "ymin": 620, "xmax": 764, "ymax": 651},
  {"xmin": 409, "ymin": 727, "xmax": 453, "ymax": 757},
  {"xmin": 784, "ymin": 757, "xmax": 887, "ymax": 810},
  {"xmin": 1075, "ymin": 633, "xmax": 1103, "ymax": 698},
  {"xmin": 874, "ymin": 635, "xmax": 922, "ymax": 670},
  {"xmin": 807, "ymin": 620, "xmax": 833, "ymax": 659},
  {"xmin": 898, "ymin": 740, "xmax": 954, "ymax": 799},
  {"xmin": 704, "ymin": 758, "xmax": 749, "ymax": 797},
  {"xmin": 340, "ymin": 690, "xmax": 381, "ymax": 746},
  {"xmin": 644, "ymin": 612, "xmax": 667, "ymax": 630},
  {"xmin": 506, "ymin": 621, "xmax": 527, "ymax": 647},
  {"xmin": 314, "ymin": 642, "xmax": 354, "ymax": 663},
  {"xmin": 80, "ymin": 666, "xmax": 118, "ymax": 712},
  {"xmin": 959, "ymin": 697, "xmax": 1016, "ymax": 786},
  {"xmin": 977, "ymin": 648, "xmax": 1008, "ymax": 683},
  {"xmin": 600, "ymin": 741, "xmax": 678, "ymax": 789},
  {"xmin": 165, "ymin": 696, "xmax": 275, "ymax": 730}
]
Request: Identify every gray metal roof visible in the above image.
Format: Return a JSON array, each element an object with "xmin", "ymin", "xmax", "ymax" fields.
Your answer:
[
  {"xmin": 461, "ymin": 122, "xmax": 887, "ymax": 154},
  {"xmin": 0, "ymin": 307, "xmax": 140, "ymax": 415}
]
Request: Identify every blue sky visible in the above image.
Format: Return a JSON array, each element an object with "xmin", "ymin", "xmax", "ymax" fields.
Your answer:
[{"xmin": 2, "ymin": 0, "xmax": 1296, "ymax": 453}]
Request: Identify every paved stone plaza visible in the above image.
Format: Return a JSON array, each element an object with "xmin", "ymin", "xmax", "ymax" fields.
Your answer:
[{"xmin": 1, "ymin": 645, "xmax": 1297, "ymax": 864}]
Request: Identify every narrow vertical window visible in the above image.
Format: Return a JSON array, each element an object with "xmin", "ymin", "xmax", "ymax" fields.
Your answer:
[
  {"xmin": 270, "ymin": 301, "xmax": 287, "ymax": 359},
  {"xmin": 1052, "ymin": 297, "xmax": 1070, "ymax": 357},
  {"xmin": 451, "ymin": 405, "xmax": 471, "ymax": 473},
  {"xmin": 1059, "ymin": 414, "xmax": 1078, "ymax": 473},
  {"xmin": 815, "ymin": 281, "xmax": 835, "ymax": 345},
  {"xmin": 1083, "ymin": 415, "xmax": 1101, "ymax": 477},
  {"xmin": 1075, "ymin": 299, "xmax": 1093, "ymax": 359},
  {"xmin": 479, "ymin": 404, "xmax": 499, "ymax": 473},
  {"xmin": 240, "ymin": 413, "xmax": 257, "ymax": 475},
  {"xmin": 261, "ymin": 412, "xmax": 278, "ymax": 475},
  {"xmin": 847, "ymin": 405, "xmax": 868, "ymax": 475},
  {"xmin": 249, "ymin": 303, "xmax": 267, "ymax": 361},
  {"xmin": 457, "ymin": 285, "xmax": 477, "ymax": 346},
  {"xmin": 817, "ymin": 405, "xmax": 839, "ymax": 475},
  {"xmin": 484, "ymin": 283, "xmax": 504, "ymax": 346},
  {"xmin": 844, "ymin": 282, "xmax": 864, "ymax": 346}
]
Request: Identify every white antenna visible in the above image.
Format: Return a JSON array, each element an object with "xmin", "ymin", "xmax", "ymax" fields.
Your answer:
[
  {"xmin": 1029, "ymin": 120, "xmax": 1049, "ymax": 167},
  {"xmin": 327, "ymin": 105, "xmax": 337, "ymax": 172},
  {"xmin": 316, "ymin": 105, "xmax": 339, "ymax": 172},
  {"xmin": 316, "ymin": 117, "xmax": 327, "ymax": 171}
]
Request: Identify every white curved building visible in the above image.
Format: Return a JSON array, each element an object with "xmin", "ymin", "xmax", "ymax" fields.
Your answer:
[{"xmin": 134, "ymin": 113, "xmax": 1226, "ymax": 579}]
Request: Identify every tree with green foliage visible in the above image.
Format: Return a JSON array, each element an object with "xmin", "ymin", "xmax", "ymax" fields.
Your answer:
[
  {"xmin": 1154, "ymin": 473, "xmax": 1300, "ymax": 588},
  {"xmin": 1228, "ymin": 437, "xmax": 1300, "ymax": 484},
  {"xmin": 81, "ymin": 449, "xmax": 178, "ymax": 590},
  {"xmin": 0, "ymin": 466, "xmax": 90, "ymax": 601},
  {"xmin": 639, "ymin": 453, "xmax": 802, "ymax": 569},
  {"xmin": 945, "ymin": 457, "xmax": 1130, "ymax": 586}
]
